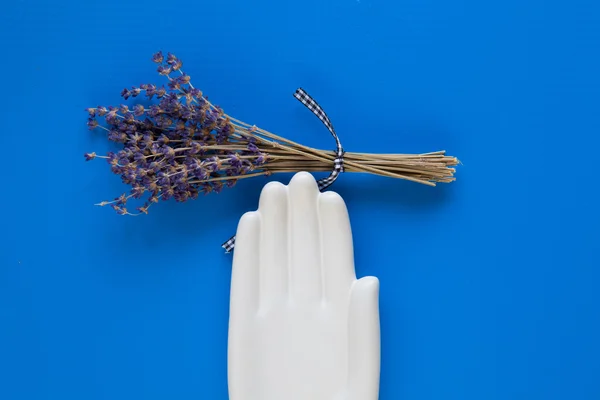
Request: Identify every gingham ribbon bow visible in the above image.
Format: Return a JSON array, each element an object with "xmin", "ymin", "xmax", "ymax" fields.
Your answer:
[{"xmin": 222, "ymin": 88, "xmax": 345, "ymax": 253}]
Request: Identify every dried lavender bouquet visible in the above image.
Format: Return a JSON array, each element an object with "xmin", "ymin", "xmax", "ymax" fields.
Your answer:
[{"xmin": 85, "ymin": 51, "xmax": 458, "ymax": 217}]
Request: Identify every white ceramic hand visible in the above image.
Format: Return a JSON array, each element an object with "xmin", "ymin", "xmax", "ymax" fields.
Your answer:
[{"xmin": 228, "ymin": 172, "xmax": 380, "ymax": 400}]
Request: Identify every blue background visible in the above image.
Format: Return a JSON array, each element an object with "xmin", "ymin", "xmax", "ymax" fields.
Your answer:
[{"xmin": 1, "ymin": 0, "xmax": 599, "ymax": 399}]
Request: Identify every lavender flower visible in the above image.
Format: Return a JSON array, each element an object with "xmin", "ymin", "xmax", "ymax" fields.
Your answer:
[
  {"xmin": 152, "ymin": 51, "xmax": 164, "ymax": 64},
  {"xmin": 85, "ymin": 51, "xmax": 459, "ymax": 216},
  {"xmin": 156, "ymin": 86, "xmax": 166, "ymax": 98},
  {"xmin": 144, "ymin": 84, "xmax": 156, "ymax": 99},
  {"xmin": 247, "ymin": 142, "xmax": 259, "ymax": 153},
  {"xmin": 179, "ymin": 73, "xmax": 191, "ymax": 85},
  {"xmin": 157, "ymin": 65, "xmax": 171, "ymax": 76},
  {"xmin": 133, "ymin": 104, "xmax": 145, "ymax": 116},
  {"xmin": 87, "ymin": 118, "xmax": 98, "ymax": 130}
]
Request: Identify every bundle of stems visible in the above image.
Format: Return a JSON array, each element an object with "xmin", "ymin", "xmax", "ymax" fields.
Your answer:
[
  {"xmin": 233, "ymin": 120, "xmax": 458, "ymax": 186},
  {"xmin": 84, "ymin": 51, "xmax": 458, "ymax": 216}
]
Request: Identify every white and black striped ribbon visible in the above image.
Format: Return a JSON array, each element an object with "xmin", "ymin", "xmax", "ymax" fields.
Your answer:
[{"xmin": 221, "ymin": 88, "xmax": 345, "ymax": 253}]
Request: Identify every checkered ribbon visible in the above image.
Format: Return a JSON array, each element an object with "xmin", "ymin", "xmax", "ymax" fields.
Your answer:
[{"xmin": 221, "ymin": 88, "xmax": 345, "ymax": 253}]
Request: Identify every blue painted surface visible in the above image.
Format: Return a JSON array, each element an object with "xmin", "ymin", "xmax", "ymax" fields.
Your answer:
[{"xmin": 1, "ymin": 0, "xmax": 599, "ymax": 399}]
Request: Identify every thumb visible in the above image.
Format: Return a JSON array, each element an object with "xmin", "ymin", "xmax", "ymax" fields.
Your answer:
[{"xmin": 346, "ymin": 276, "xmax": 380, "ymax": 400}]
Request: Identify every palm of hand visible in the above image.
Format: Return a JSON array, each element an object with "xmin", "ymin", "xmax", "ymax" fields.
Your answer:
[{"xmin": 228, "ymin": 172, "xmax": 380, "ymax": 400}]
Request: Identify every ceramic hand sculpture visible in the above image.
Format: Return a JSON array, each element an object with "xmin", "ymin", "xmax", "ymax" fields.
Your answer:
[{"xmin": 228, "ymin": 172, "xmax": 380, "ymax": 400}]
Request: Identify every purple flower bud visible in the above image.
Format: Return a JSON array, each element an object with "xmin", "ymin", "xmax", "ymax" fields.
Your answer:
[
  {"xmin": 207, "ymin": 157, "xmax": 220, "ymax": 172},
  {"xmin": 185, "ymin": 126, "xmax": 197, "ymax": 137},
  {"xmin": 162, "ymin": 187, "xmax": 175, "ymax": 200},
  {"xmin": 122, "ymin": 171, "xmax": 136, "ymax": 184},
  {"xmin": 136, "ymin": 166, "xmax": 147, "ymax": 177},
  {"xmin": 97, "ymin": 106, "xmax": 108, "ymax": 116},
  {"xmin": 108, "ymin": 129, "xmax": 122, "ymax": 143},
  {"xmin": 87, "ymin": 118, "xmax": 98, "ymax": 130},
  {"xmin": 126, "ymin": 124, "xmax": 136, "ymax": 134},
  {"xmin": 168, "ymin": 79, "xmax": 180, "ymax": 91},
  {"xmin": 190, "ymin": 88, "xmax": 202, "ymax": 98},
  {"xmin": 134, "ymin": 151, "xmax": 146, "ymax": 164},
  {"xmin": 216, "ymin": 132, "xmax": 227, "ymax": 144},
  {"xmin": 161, "ymin": 145, "xmax": 175, "ymax": 160},
  {"xmin": 153, "ymin": 115, "xmax": 169, "ymax": 128},
  {"xmin": 84, "ymin": 152, "xmax": 96, "ymax": 161},
  {"xmin": 157, "ymin": 65, "xmax": 172, "ymax": 76},
  {"xmin": 253, "ymin": 152, "xmax": 267, "ymax": 165},
  {"xmin": 151, "ymin": 143, "xmax": 161, "ymax": 155},
  {"xmin": 174, "ymin": 121, "xmax": 185, "ymax": 134},
  {"xmin": 247, "ymin": 142, "xmax": 259, "ymax": 153},
  {"xmin": 86, "ymin": 108, "xmax": 96, "ymax": 117},
  {"xmin": 133, "ymin": 104, "xmax": 145, "ymax": 116},
  {"xmin": 175, "ymin": 180, "xmax": 188, "ymax": 191},
  {"xmin": 163, "ymin": 92, "xmax": 178, "ymax": 104},
  {"xmin": 195, "ymin": 167, "xmax": 209, "ymax": 180},
  {"xmin": 213, "ymin": 181, "xmax": 224, "ymax": 193},
  {"xmin": 105, "ymin": 110, "xmax": 118, "ymax": 124},
  {"xmin": 240, "ymin": 133, "xmax": 256, "ymax": 143},
  {"xmin": 152, "ymin": 51, "xmax": 164, "ymax": 63},
  {"xmin": 127, "ymin": 132, "xmax": 140, "ymax": 144},
  {"xmin": 131, "ymin": 185, "xmax": 145, "ymax": 199},
  {"xmin": 166, "ymin": 53, "xmax": 183, "ymax": 70},
  {"xmin": 205, "ymin": 111, "xmax": 217, "ymax": 126},
  {"xmin": 145, "ymin": 84, "xmax": 156, "ymax": 99},
  {"xmin": 147, "ymin": 181, "xmax": 159, "ymax": 192},
  {"xmin": 141, "ymin": 119, "xmax": 154, "ymax": 130},
  {"xmin": 223, "ymin": 122, "xmax": 234, "ymax": 135},
  {"xmin": 178, "ymin": 191, "xmax": 189, "ymax": 202},
  {"xmin": 189, "ymin": 141, "xmax": 202, "ymax": 154},
  {"xmin": 179, "ymin": 73, "xmax": 191, "ymax": 85},
  {"xmin": 181, "ymin": 107, "xmax": 195, "ymax": 120},
  {"xmin": 121, "ymin": 88, "xmax": 131, "ymax": 100},
  {"xmin": 228, "ymin": 153, "xmax": 242, "ymax": 168},
  {"xmin": 157, "ymin": 134, "xmax": 170, "ymax": 145},
  {"xmin": 115, "ymin": 193, "xmax": 128, "ymax": 206},
  {"xmin": 148, "ymin": 105, "xmax": 162, "ymax": 118},
  {"xmin": 183, "ymin": 156, "xmax": 195, "ymax": 166},
  {"xmin": 112, "ymin": 205, "xmax": 126, "ymax": 215},
  {"xmin": 131, "ymin": 87, "xmax": 141, "ymax": 97},
  {"xmin": 241, "ymin": 160, "xmax": 255, "ymax": 174},
  {"xmin": 156, "ymin": 86, "xmax": 167, "ymax": 98}
]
